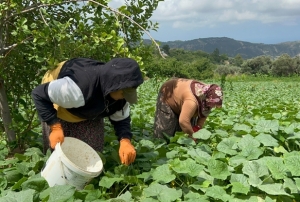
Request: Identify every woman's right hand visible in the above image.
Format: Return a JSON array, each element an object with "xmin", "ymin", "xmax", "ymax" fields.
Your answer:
[
  {"xmin": 49, "ymin": 123, "xmax": 64, "ymax": 149},
  {"xmin": 192, "ymin": 125, "xmax": 201, "ymax": 132}
]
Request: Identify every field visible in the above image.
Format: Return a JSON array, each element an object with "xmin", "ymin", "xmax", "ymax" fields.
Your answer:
[{"xmin": 0, "ymin": 78, "xmax": 300, "ymax": 202}]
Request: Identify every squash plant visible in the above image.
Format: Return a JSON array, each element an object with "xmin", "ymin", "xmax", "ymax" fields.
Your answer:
[{"xmin": 1, "ymin": 78, "xmax": 300, "ymax": 201}]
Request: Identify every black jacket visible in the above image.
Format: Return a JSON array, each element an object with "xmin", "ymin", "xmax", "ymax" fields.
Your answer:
[{"xmin": 31, "ymin": 57, "xmax": 144, "ymax": 140}]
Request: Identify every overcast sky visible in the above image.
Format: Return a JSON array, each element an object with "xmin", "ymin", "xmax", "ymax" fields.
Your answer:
[{"xmin": 108, "ymin": 0, "xmax": 300, "ymax": 44}]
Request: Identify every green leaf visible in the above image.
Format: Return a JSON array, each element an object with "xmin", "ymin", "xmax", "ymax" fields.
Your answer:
[
  {"xmin": 296, "ymin": 112, "xmax": 300, "ymax": 120},
  {"xmin": 205, "ymin": 186, "xmax": 231, "ymax": 201},
  {"xmin": 99, "ymin": 176, "xmax": 123, "ymax": 188},
  {"xmin": 255, "ymin": 133, "xmax": 279, "ymax": 147},
  {"xmin": 116, "ymin": 191, "xmax": 132, "ymax": 202},
  {"xmin": 230, "ymin": 174, "xmax": 249, "ymax": 186},
  {"xmin": 152, "ymin": 164, "xmax": 176, "ymax": 183},
  {"xmin": 142, "ymin": 151, "xmax": 159, "ymax": 160},
  {"xmin": 272, "ymin": 113, "xmax": 281, "ymax": 119},
  {"xmin": 231, "ymin": 182, "xmax": 250, "ymax": 195},
  {"xmin": 207, "ymin": 159, "xmax": 231, "ymax": 180},
  {"xmin": 85, "ymin": 189, "xmax": 101, "ymax": 201},
  {"xmin": 283, "ymin": 178, "xmax": 299, "ymax": 194},
  {"xmin": 263, "ymin": 157, "xmax": 286, "ymax": 179},
  {"xmin": 47, "ymin": 185, "xmax": 75, "ymax": 202},
  {"xmin": 238, "ymin": 135, "xmax": 260, "ymax": 149},
  {"xmin": 294, "ymin": 178, "xmax": 300, "ymax": 190},
  {"xmin": 214, "ymin": 129, "xmax": 229, "ymax": 138},
  {"xmin": 240, "ymin": 146, "xmax": 263, "ymax": 160},
  {"xmin": 189, "ymin": 180, "xmax": 211, "ymax": 190},
  {"xmin": 143, "ymin": 183, "xmax": 182, "ymax": 202},
  {"xmin": 184, "ymin": 192, "xmax": 209, "ymax": 201},
  {"xmin": 24, "ymin": 147, "xmax": 44, "ymax": 157},
  {"xmin": 187, "ymin": 148, "xmax": 212, "ymax": 165},
  {"xmin": 233, "ymin": 123, "xmax": 252, "ymax": 133},
  {"xmin": 284, "ymin": 151, "xmax": 300, "ymax": 176},
  {"xmin": 12, "ymin": 177, "xmax": 28, "ymax": 190},
  {"xmin": 286, "ymin": 132, "xmax": 300, "ymax": 140},
  {"xmin": 177, "ymin": 136, "xmax": 196, "ymax": 145},
  {"xmin": 0, "ymin": 189, "xmax": 35, "ymax": 202},
  {"xmin": 222, "ymin": 119, "xmax": 234, "ymax": 126},
  {"xmin": 242, "ymin": 160, "xmax": 268, "ymax": 186},
  {"xmin": 248, "ymin": 175, "xmax": 262, "ymax": 187},
  {"xmin": 213, "ymin": 151, "xmax": 226, "ymax": 160},
  {"xmin": 264, "ymin": 196, "xmax": 277, "ymax": 202},
  {"xmin": 193, "ymin": 129, "xmax": 212, "ymax": 140},
  {"xmin": 139, "ymin": 140, "xmax": 155, "ymax": 149},
  {"xmin": 200, "ymin": 171, "xmax": 215, "ymax": 183},
  {"xmin": 253, "ymin": 120, "xmax": 279, "ymax": 133},
  {"xmin": 242, "ymin": 160, "xmax": 269, "ymax": 177},
  {"xmin": 166, "ymin": 150, "xmax": 178, "ymax": 159},
  {"xmin": 274, "ymin": 146, "xmax": 288, "ymax": 154},
  {"xmin": 170, "ymin": 158, "xmax": 204, "ymax": 177},
  {"xmin": 3, "ymin": 168, "xmax": 22, "ymax": 183},
  {"xmin": 228, "ymin": 155, "xmax": 247, "ymax": 168},
  {"xmin": 216, "ymin": 138, "xmax": 238, "ymax": 155},
  {"xmin": 257, "ymin": 183, "xmax": 290, "ymax": 196},
  {"xmin": 22, "ymin": 177, "xmax": 49, "ymax": 192},
  {"xmin": 15, "ymin": 162, "xmax": 30, "ymax": 175},
  {"xmin": 0, "ymin": 176, "xmax": 8, "ymax": 189}
]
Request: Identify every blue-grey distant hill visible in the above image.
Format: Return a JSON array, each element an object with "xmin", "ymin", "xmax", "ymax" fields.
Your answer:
[{"xmin": 144, "ymin": 37, "xmax": 300, "ymax": 59}]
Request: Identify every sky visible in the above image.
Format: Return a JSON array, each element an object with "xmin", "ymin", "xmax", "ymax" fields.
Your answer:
[{"xmin": 108, "ymin": 0, "xmax": 300, "ymax": 44}]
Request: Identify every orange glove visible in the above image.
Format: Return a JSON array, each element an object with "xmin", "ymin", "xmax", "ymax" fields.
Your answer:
[
  {"xmin": 119, "ymin": 138, "xmax": 136, "ymax": 165},
  {"xmin": 49, "ymin": 123, "xmax": 64, "ymax": 149}
]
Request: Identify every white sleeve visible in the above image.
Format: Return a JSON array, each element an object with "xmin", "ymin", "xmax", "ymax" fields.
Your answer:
[
  {"xmin": 48, "ymin": 77, "xmax": 85, "ymax": 108},
  {"xmin": 110, "ymin": 102, "xmax": 130, "ymax": 121}
]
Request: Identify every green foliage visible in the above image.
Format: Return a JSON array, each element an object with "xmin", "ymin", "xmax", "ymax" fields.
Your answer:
[
  {"xmin": 161, "ymin": 44, "xmax": 170, "ymax": 55},
  {"xmin": 215, "ymin": 65, "xmax": 241, "ymax": 76},
  {"xmin": 1, "ymin": 79, "xmax": 300, "ymax": 201},
  {"xmin": 145, "ymin": 54, "xmax": 216, "ymax": 80},
  {"xmin": 233, "ymin": 54, "xmax": 244, "ymax": 67},
  {"xmin": 271, "ymin": 54, "xmax": 300, "ymax": 76},
  {"xmin": 0, "ymin": 0, "xmax": 161, "ymax": 148},
  {"xmin": 241, "ymin": 55, "xmax": 272, "ymax": 75},
  {"xmin": 168, "ymin": 49, "xmax": 210, "ymax": 62},
  {"xmin": 209, "ymin": 48, "xmax": 228, "ymax": 64}
]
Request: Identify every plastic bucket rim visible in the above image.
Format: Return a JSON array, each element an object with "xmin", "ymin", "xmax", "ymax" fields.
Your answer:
[{"xmin": 55, "ymin": 137, "xmax": 103, "ymax": 177}]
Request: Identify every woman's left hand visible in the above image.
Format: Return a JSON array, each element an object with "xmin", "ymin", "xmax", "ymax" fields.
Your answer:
[{"xmin": 119, "ymin": 138, "xmax": 136, "ymax": 165}]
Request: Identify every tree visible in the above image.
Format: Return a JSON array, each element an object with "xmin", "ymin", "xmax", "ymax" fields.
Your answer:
[
  {"xmin": 271, "ymin": 54, "xmax": 298, "ymax": 76},
  {"xmin": 234, "ymin": 54, "xmax": 244, "ymax": 67},
  {"xmin": 241, "ymin": 55, "xmax": 272, "ymax": 75},
  {"xmin": 0, "ymin": 0, "xmax": 162, "ymax": 149},
  {"xmin": 210, "ymin": 48, "xmax": 221, "ymax": 63},
  {"xmin": 215, "ymin": 65, "xmax": 241, "ymax": 76},
  {"xmin": 162, "ymin": 44, "xmax": 170, "ymax": 55}
]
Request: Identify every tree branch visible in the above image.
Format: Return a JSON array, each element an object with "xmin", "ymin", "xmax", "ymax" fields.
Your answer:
[
  {"xmin": 88, "ymin": 0, "xmax": 165, "ymax": 58},
  {"xmin": 4, "ymin": 0, "xmax": 80, "ymax": 20},
  {"xmin": 1, "ymin": 37, "xmax": 33, "ymax": 57},
  {"xmin": 39, "ymin": 8, "xmax": 49, "ymax": 26},
  {"xmin": 3, "ymin": 0, "xmax": 164, "ymax": 58}
]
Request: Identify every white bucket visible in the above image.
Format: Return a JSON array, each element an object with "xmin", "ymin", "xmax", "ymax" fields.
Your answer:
[{"xmin": 41, "ymin": 137, "xmax": 103, "ymax": 190}]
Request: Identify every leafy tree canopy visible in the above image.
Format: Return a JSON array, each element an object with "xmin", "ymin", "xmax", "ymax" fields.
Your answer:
[{"xmin": 0, "ymin": 0, "xmax": 163, "ymax": 146}]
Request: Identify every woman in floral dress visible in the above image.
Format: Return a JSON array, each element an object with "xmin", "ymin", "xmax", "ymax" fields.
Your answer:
[{"xmin": 153, "ymin": 78, "xmax": 223, "ymax": 141}]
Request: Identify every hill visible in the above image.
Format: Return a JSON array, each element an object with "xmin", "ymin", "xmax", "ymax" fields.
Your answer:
[{"xmin": 145, "ymin": 37, "xmax": 300, "ymax": 59}]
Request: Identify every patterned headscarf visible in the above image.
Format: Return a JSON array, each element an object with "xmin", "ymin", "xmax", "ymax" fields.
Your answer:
[
  {"xmin": 205, "ymin": 84, "xmax": 223, "ymax": 108},
  {"xmin": 192, "ymin": 82, "xmax": 223, "ymax": 117}
]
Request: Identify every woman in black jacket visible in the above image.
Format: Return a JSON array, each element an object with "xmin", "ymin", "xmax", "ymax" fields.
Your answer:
[{"xmin": 31, "ymin": 57, "xmax": 144, "ymax": 165}]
